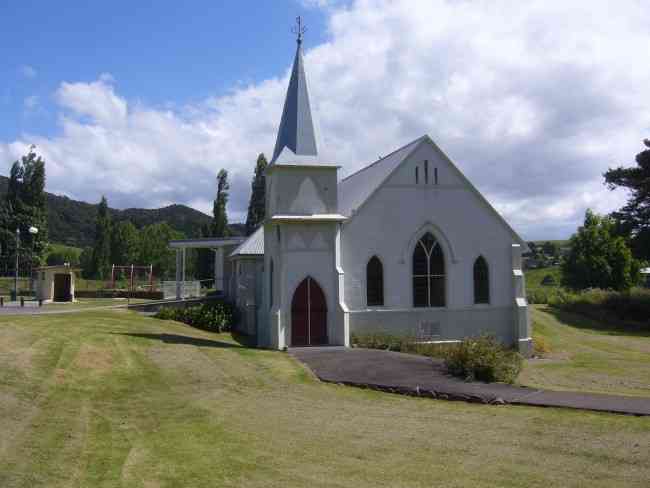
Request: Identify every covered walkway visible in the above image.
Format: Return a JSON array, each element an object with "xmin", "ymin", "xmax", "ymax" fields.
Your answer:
[{"xmin": 168, "ymin": 236, "xmax": 244, "ymax": 299}]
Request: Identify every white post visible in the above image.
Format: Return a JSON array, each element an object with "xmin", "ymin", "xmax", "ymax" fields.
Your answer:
[
  {"xmin": 182, "ymin": 247, "xmax": 186, "ymax": 283},
  {"xmin": 175, "ymin": 249, "xmax": 182, "ymax": 300}
]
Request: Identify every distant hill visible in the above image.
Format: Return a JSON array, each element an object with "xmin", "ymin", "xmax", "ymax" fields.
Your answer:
[{"xmin": 0, "ymin": 175, "xmax": 245, "ymax": 247}]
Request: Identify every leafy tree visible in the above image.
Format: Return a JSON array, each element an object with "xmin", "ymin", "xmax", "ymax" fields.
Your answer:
[
  {"xmin": 542, "ymin": 241, "xmax": 559, "ymax": 258},
  {"xmin": 561, "ymin": 209, "xmax": 642, "ymax": 291},
  {"xmin": 110, "ymin": 220, "xmax": 140, "ymax": 265},
  {"xmin": 604, "ymin": 138, "xmax": 650, "ymax": 260},
  {"xmin": 20, "ymin": 149, "xmax": 48, "ymax": 259},
  {"xmin": 79, "ymin": 247, "xmax": 94, "ymax": 278},
  {"xmin": 138, "ymin": 222, "xmax": 183, "ymax": 278},
  {"xmin": 245, "ymin": 153, "xmax": 267, "ymax": 235},
  {"xmin": 91, "ymin": 196, "xmax": 112, "ymax": 279},
  {"xmin": 0, "ymin": 147, "xmax": 48, "ymax": 274},
  {"xmin": 212, "ymin": 169, "xmax": 230, "ymax": 237}
]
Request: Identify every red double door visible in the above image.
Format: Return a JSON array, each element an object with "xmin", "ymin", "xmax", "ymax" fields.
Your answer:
[{"xmin": 291, "ymin": 277, "xmax": 327, "ymax": 346}]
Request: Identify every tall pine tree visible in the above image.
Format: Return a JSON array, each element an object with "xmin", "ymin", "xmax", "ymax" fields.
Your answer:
[
  {"xmin": 245, "ymin": 153, "xmax": 267, "ymax": 235},
  {"xmin": 91, "ymin": 196, "xmax": 112, "ymax": 279},
  {"xmin": 604, "ymin": 138, "xmax": 650, "ymax": 260},
  {"xmin": 213, "ymin": 169, "xmax": 230, "ymax": 237}
]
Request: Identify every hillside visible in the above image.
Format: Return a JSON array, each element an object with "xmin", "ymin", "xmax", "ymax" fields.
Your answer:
[{"xmin": 0, "ymin": 175, "xmax": 244, "ymax": 247}]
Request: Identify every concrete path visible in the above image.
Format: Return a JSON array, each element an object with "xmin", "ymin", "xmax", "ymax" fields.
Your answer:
[
  {"xmin": 290, "ymin": 346, "xmax": 650, "ymax": 416},
  {"xmin": 0, "ymin": 303, "xmax": 129, "ymax": 315}
]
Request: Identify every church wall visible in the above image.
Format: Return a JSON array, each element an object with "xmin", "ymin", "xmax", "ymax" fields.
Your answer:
[
  {"xmin": 230, "ymin": 256, "xmax": 264, "ymax": 337},
  {"xmin": 341, "ymin": 142, "xmax": 522, "ymax": 346},
  {"xmin": 349, "ymin": 307, "xmax": 515, "ymax": 345},
  {"xmin": 266, "ymin": 167, "xmax": 338, "ymax": 217}
]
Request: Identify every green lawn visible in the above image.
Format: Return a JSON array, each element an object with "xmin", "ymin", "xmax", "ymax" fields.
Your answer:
[
  {"xmin": 525, "ymin": 266, "xmax": 562, "ymax": 291},
  {"xmin": 0, "ymin": 310, "xmax": 648, "ymax": 487},
  {"xmin": 521, "ymin": 305, "xmax": 650, "ymax": 397}
]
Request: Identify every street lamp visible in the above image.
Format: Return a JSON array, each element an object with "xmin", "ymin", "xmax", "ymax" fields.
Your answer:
[{"xmin": 13, "ymin": 226, "xmax": 38, "ymax": 302}]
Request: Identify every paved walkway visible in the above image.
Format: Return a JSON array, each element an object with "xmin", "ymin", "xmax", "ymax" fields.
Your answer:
[
  {"xmin": 290, "ymin": 347, "xmax": 650, "ymax": 416},
  {"xmin": 0, "ymin": 297, "xmax": 214, "ymax": 316}
]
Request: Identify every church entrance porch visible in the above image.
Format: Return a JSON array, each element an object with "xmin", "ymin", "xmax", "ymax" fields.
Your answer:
[{"xmin": 291, "ymin": 277, "xmax": 327, "ymax": 346}]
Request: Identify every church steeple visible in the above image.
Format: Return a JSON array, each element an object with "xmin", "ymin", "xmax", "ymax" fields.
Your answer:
[{"xmin": 271, "ymin": 17, "xmax": 319, "ymax": 165}]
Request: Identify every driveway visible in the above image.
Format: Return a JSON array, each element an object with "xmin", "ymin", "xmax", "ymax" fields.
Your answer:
[{"xmin": 290, "ymin": 346, "xmax": 650, "ymax": 416}]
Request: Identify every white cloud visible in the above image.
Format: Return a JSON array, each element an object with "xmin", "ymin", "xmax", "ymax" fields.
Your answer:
[
  {"xmin": 2, "ymin": 0, "xmax": 650, "ymax": 239},
  {"xmin": 20, "ymin": 65, "xmax": 37, "ymax": 79}
]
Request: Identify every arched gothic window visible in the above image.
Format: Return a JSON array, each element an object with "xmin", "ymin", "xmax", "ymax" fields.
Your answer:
[
  {"xmin": 413, "ymin": 233, "xmax": 445, "ymax": 307},
  {"xmin": 366, "ymin": 256, "xmax": 384, "ymax": 306},
  {"xmin": 473, "ymin": 256, "xmax": 489, "ymax": 304}
]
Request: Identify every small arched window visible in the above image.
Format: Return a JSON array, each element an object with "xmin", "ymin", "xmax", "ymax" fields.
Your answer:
[
  {"xmin": 366, "ymin": 256, "xmax": 384, "ymax": 306},
  {"xmin": 473, "ymin": 256, "xmax": 489, "ymax": 304},
  {"xmin": 413, "ymin": 233, "xmax": 445, "ymax": 307}
]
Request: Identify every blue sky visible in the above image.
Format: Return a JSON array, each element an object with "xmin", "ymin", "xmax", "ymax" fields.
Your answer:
[
  {"xmin": 0, "ymin": 0, "xmax": 329, "ymax": 140},
  {"xmin": 1, "ymin": 1, "xmax": 648, "ymax": 240}
]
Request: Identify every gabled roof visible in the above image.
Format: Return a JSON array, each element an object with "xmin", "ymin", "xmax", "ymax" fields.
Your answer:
[
  {"xmin": 169, "ymin": 237, "xmax": 245, "ymax": 249},
  {"xmin": 271, "ymin": 39, "xmax": 319, "ymax": 165},
  {"xmin": 337, "ymin": 134, "xmax": 526, "ymax": 246},
  {"xmin": 229, "ymin": 226, "xmax": 264, "ymax": 258},
  {"xmin": 338, "ymin": 136, "xmax": 426, "ymax": 217}
]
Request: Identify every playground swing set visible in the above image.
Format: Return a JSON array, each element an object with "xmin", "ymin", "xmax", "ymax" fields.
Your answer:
[{"xmin": 110, "ymin": 264, "xmax": 154, "ymax": 292}]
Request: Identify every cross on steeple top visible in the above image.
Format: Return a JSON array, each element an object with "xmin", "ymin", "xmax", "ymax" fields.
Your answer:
[{"xmin": 292, "ymin": 16, "xmax": 306, "ymax": 44}]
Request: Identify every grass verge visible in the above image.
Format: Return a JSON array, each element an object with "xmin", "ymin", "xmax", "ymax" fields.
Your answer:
[{"xmin": 0, "ymin": 309, "xmax": 648, "ymax": 487}]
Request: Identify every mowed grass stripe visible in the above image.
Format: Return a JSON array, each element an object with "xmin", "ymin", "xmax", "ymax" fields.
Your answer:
[{"xmin": 0, "ymin": 310, "xmax": 647, "ymax": 487}]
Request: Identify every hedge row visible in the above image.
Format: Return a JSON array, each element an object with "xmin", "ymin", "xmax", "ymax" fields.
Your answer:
[
  {"xmin": 549, "ymin": 288, "xmax": 650, "ymax": 326},
  {"xmin": 154, "ymin": 301, "xmax": 235, "ymax": 333}
]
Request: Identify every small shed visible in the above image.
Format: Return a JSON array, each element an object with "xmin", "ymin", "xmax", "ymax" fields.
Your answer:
[{"xmin": 34, "ymin": 265, "xmax": 78, "ymax": 303}]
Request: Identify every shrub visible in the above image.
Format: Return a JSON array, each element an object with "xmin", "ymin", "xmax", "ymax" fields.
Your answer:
[
  {"xmin": 532, "ymin": 334, "xmax": 552, "ymax": 357},
  {"xmin": 549, "ymin": 287, "xmax": 650, "ymax": 326},
  {"xmin": 154, "ymin": 300, "xmax": 235, "ymax": 333},
  {"xmin": 350, "ymin": 333, "xmax": 404, "ymax": 351},
  {"xmin": 443, "ymin": 335, "xmax": 523, "ymax": 383}
]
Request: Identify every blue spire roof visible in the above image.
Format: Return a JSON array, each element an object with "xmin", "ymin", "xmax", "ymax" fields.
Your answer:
[{"xmin": 271, "ymin": 40, "xmax": 319, "ymax": 165}]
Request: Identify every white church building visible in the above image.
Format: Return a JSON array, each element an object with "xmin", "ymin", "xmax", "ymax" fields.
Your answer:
[{"xmin": 224, "ymin": 31, "xmax": 531, "ymax": 356}]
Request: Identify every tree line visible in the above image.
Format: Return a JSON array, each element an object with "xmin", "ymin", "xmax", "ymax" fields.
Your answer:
[
  {"xmin": 85, "ymin": 153, "xmax": 268, "ymax": 281},
  {"xmin": 561, "ymin": 138, "xmax": 650, "ymax": 291}
]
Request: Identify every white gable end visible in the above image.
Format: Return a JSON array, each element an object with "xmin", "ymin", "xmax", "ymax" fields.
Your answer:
[{"xmin": 339, "ymin": 135, "xmax": 525, "ymax": 247}]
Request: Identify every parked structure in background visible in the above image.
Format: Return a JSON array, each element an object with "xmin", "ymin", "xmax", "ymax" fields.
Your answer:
[
  {"xmin": 641, "ymin": 267, "xmax": 650, "ymax": 288},
  {"xmin": 34, "ymin": 264, "xmax": 77, "ymax": 303}
]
